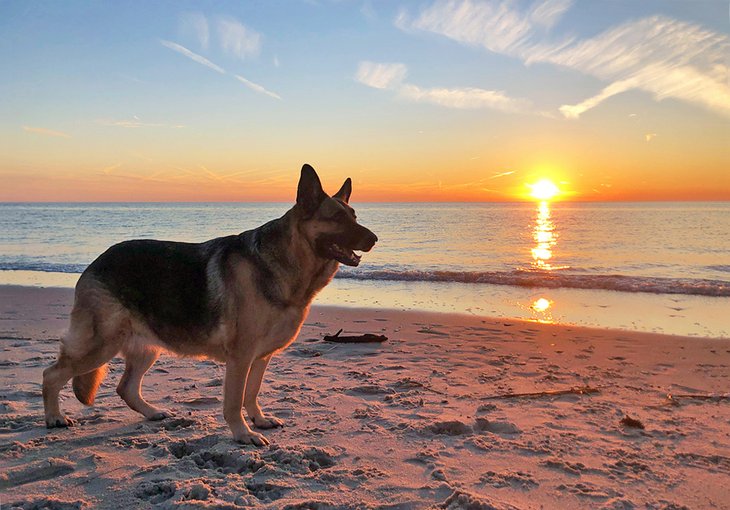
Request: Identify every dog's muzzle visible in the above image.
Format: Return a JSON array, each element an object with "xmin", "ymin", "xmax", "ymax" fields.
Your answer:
[{"xmin": 319, "ymin": 228, "xmax": 377, "ymax": 267}]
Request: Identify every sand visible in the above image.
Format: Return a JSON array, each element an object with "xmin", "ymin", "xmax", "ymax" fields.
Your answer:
[{"xmin": 1, "ymin": 285, "xmax": 729, "ymax": 509}]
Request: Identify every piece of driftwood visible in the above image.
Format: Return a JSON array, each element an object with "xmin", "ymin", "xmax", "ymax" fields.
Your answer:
[
  {"xmin": 666, "ymin": 393, "xmax": 730, "ymax": 403},
  {"xmin": 482, "ymin": 385, "xmax": 599, "ymax": 400},
  {"xmin": 324, "ymin": 329, "xmax": 388, "ymax": 343}
]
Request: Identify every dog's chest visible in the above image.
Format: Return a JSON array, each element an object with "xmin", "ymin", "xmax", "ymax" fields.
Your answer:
[{"xmin": 245, "ymin": 305, "xmax": 307, "ymax": 358}]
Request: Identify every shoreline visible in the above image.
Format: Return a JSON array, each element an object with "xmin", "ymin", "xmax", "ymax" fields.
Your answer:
[
  {"xmin": 1, "ymin": 284, "xmax": 729, "ymax": 508},
  {"xmin": 2, "ymin": 272, "xmax": 729, "ymax": 340}
]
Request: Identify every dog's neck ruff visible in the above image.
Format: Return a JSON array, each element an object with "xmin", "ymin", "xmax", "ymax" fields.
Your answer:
[{"xmin": 235, "ymin": 212, "xmax": 338, "ymax": 309}]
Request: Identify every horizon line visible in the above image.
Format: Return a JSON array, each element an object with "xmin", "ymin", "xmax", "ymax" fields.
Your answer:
[{"xmin": 1, "ymin": 199, "xmax": 729, "ymax": 204}]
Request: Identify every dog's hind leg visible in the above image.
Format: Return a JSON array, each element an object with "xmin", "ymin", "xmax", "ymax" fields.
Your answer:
[
  {"xmin": 43, "ymin": 353, "xmax": 77, "ymax": 428},
  {"xmin": 43, "ymin": 311, "xmax": 120, "ymax": 428},
  {"xmin": 117, "ymin": 346, "xmax": 170, "ymax": 421},
  {"xmin": 244, "ymin": 356, "xmax": 283, "ymax": 429}
]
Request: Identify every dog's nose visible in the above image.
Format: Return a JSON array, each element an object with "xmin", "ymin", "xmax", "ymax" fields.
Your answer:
[{"xmin": 363, "ymin": 231, "xmax": 378, "ymax": 251}]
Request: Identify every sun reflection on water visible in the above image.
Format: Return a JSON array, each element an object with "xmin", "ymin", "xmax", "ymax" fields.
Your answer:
[
  {"xmin": 525, "ymin": 199, "xmax": 564, "ymax": 324},
  {"xmin": 531, "ymin": 201, "xmax": 558, "ymax": 270},
  {"xmin": 530, "ymin": 296, "xmax": 554, "ymax": 323},
  {"xmin": 532, "ymin": 297, "xmax": 551, "ymax": 312}
]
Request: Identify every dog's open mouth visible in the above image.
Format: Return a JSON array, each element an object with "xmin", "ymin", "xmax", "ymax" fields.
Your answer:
[{"xmin": 327, "ymin": 243, "xmax": 362, "ymax": 267}]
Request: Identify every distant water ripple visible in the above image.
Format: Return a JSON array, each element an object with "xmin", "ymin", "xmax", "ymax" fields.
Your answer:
[{"xmin": 1, "ymin": 202, "xmax": 728, "ymax": 298}]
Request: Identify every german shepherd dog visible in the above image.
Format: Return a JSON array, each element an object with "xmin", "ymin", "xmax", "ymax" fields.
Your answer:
[{"xmin": 42, "ymin": 164, "xmax": 377, "ymax": 445}]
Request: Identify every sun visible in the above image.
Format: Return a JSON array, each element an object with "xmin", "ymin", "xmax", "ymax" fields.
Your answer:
[{"xmin": 528, "ymin": 179, "xmax": 560, "ymax": 200}]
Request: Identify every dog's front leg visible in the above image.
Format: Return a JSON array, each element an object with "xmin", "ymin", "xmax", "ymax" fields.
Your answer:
[
  {"xmin": 245, "ymin": 356, "xmax": 284, "ymax": 429},
  {"xmin": 224, "ymin": 356, "xmax": 269, "ymax": 446}
]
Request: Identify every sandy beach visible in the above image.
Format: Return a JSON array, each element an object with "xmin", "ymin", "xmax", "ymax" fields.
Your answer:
[{"xmin": 1, "ymin": 284, "xmax": 729, "ymax": 509}]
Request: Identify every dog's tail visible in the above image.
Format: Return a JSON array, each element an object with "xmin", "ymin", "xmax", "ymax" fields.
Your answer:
[{"xmin": 72, "ymin": 365, "xmax": 108, "ymax": 406}]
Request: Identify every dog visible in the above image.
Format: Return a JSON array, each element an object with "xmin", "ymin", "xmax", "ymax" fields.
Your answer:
[{"xmin": 42, "ymin": 164, "xmax": 377, "ymax": 445}]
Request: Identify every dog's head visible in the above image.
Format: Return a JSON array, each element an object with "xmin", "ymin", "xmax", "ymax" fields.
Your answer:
[{"xmin": 295, "ymin": 164, "xmax": 377, "ymax": 267}]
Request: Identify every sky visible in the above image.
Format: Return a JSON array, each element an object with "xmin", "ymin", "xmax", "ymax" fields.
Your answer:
[{"xmin": 1, "ymin": 0, "xmax": 728, "ymax": 202}]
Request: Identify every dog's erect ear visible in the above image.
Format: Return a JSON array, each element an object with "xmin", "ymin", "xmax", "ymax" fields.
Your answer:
[
  {"xmin": 297, "ymin": 164, "xmax": 327, "ymax": 214},
  {"xmin": 333, "ymin": 178, "xmax": 352, "ymax": 204}
]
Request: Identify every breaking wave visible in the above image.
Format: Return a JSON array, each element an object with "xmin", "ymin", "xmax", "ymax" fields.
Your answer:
[
  {"xmin": 1, "ymin": 262, "xmax": 728, "ymax": 297},
  {"xmin": 336, "ymin": 268, "xmax": 730, "ymax": 297}
]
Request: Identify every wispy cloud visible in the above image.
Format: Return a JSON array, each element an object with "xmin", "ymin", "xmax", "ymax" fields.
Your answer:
[
  {"xmin": 180, "ymin": 12, "xmax": 209, "ymax": 49},
  {"xmin": 397, "ymin": 0, "xmax": 542, "ymax": 54},
  {"xmin": 397, "ymin": 0, "xmax": 730, "ymax": 119},
  {"xmin": 161, "ymin": 16, "xmax": 279, "ymax": 100},
  {"xmin": 559, "ymin": 79, "xmax": 636, "ymax": 119},
  {"xmin": 100, "ymin": 160, "xmax": 291, "ymax": 188},
  {"xmin": 356, "ymin": 61, "xmax": 530, "ymax": 113},
  {"xmin": 399, "ymin": 84, "xmax": 530, "ymax": 112},
  {"xmin": 489, "ymin": 170, "xmax": 516, "ymax": 179},
  {"xmin": 218, "ymin": 17, "xmax": 261, "ymax": 60},
  {"xmin": 529, "ymin": 0, "xmax": 572, "ymax": 29},
  {"xmin": 22, "ymin": 126, "xmax": 71, "ymax": 138},
  {"xmin": 234, "ymin": 74, "xmax": 281, "ymax": 100},
  {"xmin": 356, "ymin": 61, "xmax": 407, "ymax": 89},
  {"xmin": 160, "ymin": 39, "xmax": 225, "ymax": 74}
]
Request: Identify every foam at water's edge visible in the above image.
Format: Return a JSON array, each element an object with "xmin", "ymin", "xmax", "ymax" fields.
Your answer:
[
  {"xmin": 336, "ymin": 269, "xmax": 730, "ymax": 297},
  {"xmin": 2, "ymin": 262, "xmax": 727, "ymax": 297}
]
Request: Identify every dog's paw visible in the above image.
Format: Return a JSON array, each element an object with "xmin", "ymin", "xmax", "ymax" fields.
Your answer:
[
  {"xmin": 46, "ymin": 415, "xmax": 74, "ymax": 428},
  {"xmin": 146, "ymin": 410, "xmax": 174, "ymax": 421},
  {"xmin": 233, "ymin": 430, "xmax": 270, "ymax": 446},
  {"xmin": 252, "ymin": 415, "xmax": 284, "ymax": 429}
]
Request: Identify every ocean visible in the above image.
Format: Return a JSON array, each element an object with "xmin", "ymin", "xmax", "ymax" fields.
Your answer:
[{"xmin": 1, "ymin": 202, "xmax": 728, "ymax": 338}]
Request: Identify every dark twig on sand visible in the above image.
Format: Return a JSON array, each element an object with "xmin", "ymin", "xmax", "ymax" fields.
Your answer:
[
  {"xmin": 324, "ymin": 329, "xmax": 388, "ymax": 343},
  {"xmin": 666, "ymin": 393, "xmax": 730, "ymax": 404},
  {"xmin": 481, "ymin": 385, "xmax": 599, "ymax": 400}
]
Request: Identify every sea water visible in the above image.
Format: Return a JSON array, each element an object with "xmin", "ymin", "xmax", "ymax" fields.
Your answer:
[{"xmin": 1, "ymin": 202, "xmax": 728, "ymax": 337}]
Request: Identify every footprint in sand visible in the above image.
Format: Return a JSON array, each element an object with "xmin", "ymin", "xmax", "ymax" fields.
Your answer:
[
  {"xmin": 426, "ymin": 419, "xmax": 472, "ymax": 436},
  {"xmin": 0, "ymin": 458, "xmax": 75, "ymax": 490},
  {"xmin": 474, "ymin": 417, "xmax": 521, "ymax": 436},
  {"xmin": 480, "ymin": 469, "xmax": 538, "ymax": 489},
  {"xmin": 180, "ymin": 396, "xmax": 220, "ymax": 408}
]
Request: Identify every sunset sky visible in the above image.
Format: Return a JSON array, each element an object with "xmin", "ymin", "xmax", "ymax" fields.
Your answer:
[{"xmin": 1, "ymin": 1, "xmax": 728, "ymax": 202}]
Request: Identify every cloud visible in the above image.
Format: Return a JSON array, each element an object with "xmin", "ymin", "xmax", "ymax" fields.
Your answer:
[
  {"xmin": 160, "ymin": 40, "xmax": 225, "ymax": 74},
  {"xmin": 397, "ymin": 1, "xmax": 730, "ymax": 118},
  {"xmin": 559, "ymin": 78, "xmax": 636, "ymax": 119},
  {"xmin": 398, "ymin": 0, "xmax": 545, "ymax": 54},
  {"xmin": 357, "ymin": 61, "xmax": 530, "ymax": 113},
  {"xmin": 399, "ymin": 84, "xmax": 530, "ymax": 113},
  {"xmin": 180, "ymin": 12, "xmax": 209, "ymax": 49},
  {"xmin": 218, "ymin": 17, "xmax": 261, "ymax": 60},
  {"xmin": 355, "ymin": 61, "xmax": 407, "ymax": 89},
  {"xmin": 489, "ymin": 170, "xmax": 516, "ymax": 179},
  {"xmin": 529, "ymin": 0, "xmax": 572, "ymax": 29},
  {"xmin": 162, "ymin": 19, "xmax": 279, "ymax": 100},
  {"xmin": 234, "ymin": 75, "xmax": 281, "ymax": 100},
  {"xmin": 22, "ymin": 126, "xmax": 71, "ymax": 138}
]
